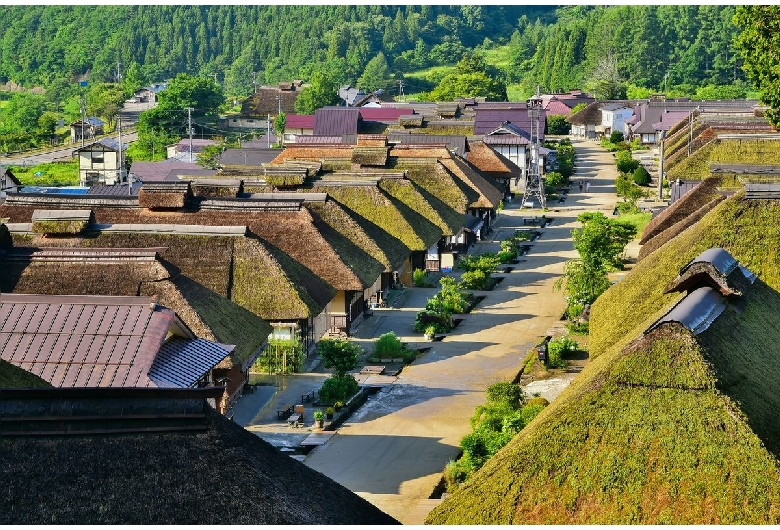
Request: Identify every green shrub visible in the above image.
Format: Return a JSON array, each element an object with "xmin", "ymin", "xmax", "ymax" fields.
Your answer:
[
  {"xmin": 444, "ymin": 458, "xmax": 472, "ymax": 493},
  {"xmin": 425, "ymin": 277, "xmax": 473, "ymax": 315},
  {"xmin": 609, "ymin": 131, "xmax": 624, "ymax": 143},
  {"xmin": 373, "ymin": 331, "xmax": 405, "ymax": 358},
  {"xmin": 460, "ymin": 269, "xmax": 493, "ymax": 290},
  {"xmin": 497, "ymin": 250, "xmax": 517, "ymax": 263},
  {"xmin": 412, "ymin": 268, "xmax": 429, "ymax": 287},
  {"xmin": 413, "ymin": 309, "xmax": 453, "ymax": 333},
  {"xmin": 545, "ymin": 171, "xmax": 564, "ymax": 188},
  {"xmin": 318, "ymin": 375, "xmax": 359, "ymax": 404},
  {"xmin": 316, "ymin": 338, "xmax": 362, "ymax": 378},
  {"xmin": 616, "ymin": 150, "xmax": 639, "ymax": 173},
  {"xmin": 485, "ymin": 381, "xmax": 523, "ymax": 408},
  {"xmin": 252, "ymin": 337, "xmax": 304, "ymax": 374},
  {"xmin": 457, "ymin": 253, "xmax": 501, "ymax": 273},
  {"xmin": 633, "ymin": 164, "xmax": 652, "ymax": 186},
  {"xmin": 547, "ymin": 335, "xmax": 581, "ymax": 368}
]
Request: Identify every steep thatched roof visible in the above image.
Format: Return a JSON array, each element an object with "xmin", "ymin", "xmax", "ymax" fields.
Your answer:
[
  {"xmin": 0, "ymin": 393, "xmax": 399, "ymax": 525},
  {"xmin": 6, "ymin": 226, "xmax": 333, "ymax": 324},
  {"xmin": 637, "ymin": 196, "xmax": 724, "ymax": 262},
  {"xmin": 639, "ymin": 178, "xmax": 722, "ymax": 245},
  {"xmin": 428, "ymin": 243, "xmax": 780, "ymax": 524},
  {"xmin": 305, "ymin": 198, "xmax": 410, "ymax": 273},
  {"xmin": 311, "ymin": 183, "xmax": 441, "ymax": 252},
  {"xmin": 440, "ymin": 155, "xmax": 503, "ymax": 209},
  {"xmin": 0, "ymin": 246, "xmax": 272, "ymax": 371},
  {"xmin": 667, "ymin": 138, "xmax": 780, "ymax": 186},
  {"xmin": 465, "ymin": 140, "xmax": 523, "ymax": 181}
]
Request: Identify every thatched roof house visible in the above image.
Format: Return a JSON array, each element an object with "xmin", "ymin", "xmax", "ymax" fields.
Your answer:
[
  {"xmin": 0, "ymin": 387, "xmax": 399, "ymax": 525},
  {"xmin": 427, "ymin": 239, "xmax": 780, "ymax": 524},
  {"xmin": 0, "ymin": 244, "xmax": 274, "ymax": 407}
]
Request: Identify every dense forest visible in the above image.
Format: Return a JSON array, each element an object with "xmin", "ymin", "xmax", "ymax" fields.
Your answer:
[{"xmin": 0, "ymin": 5, "xmax": 747, "ymax": 99}]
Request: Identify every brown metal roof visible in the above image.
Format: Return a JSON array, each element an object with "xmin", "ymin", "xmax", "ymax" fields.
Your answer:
[{"xmin": 0, "ymin": 294, "xmax": 221, "ymax": 389}]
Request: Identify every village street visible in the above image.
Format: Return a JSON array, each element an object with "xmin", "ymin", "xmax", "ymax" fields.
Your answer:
[{"xmin": 233, "ymin": 139, "xmax": 621, "ymax": 524}]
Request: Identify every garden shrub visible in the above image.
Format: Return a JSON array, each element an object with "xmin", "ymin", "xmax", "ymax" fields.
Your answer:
[
  {"xmin": 412, "ymin": 268, "xmax": 429, "ymax": 287},
  {"xmin": 425, "ymin": 277, "xmax": 474, "ymax": 315},
  {"xmin": 460, "ymin": 269, "xmax": 493, "ymax": 290},
  {"xmin": 609, "ymin": 131, "xmax": 624, "ymax": 143},
  {"xmin": 485, "ymin": 381, "xmax": 523, "ymax": 408},
  {"xmin": 318, "ymin": 374, "xmax": 359, "ymax": 404},
  {"xmin": 373, "ymin": 331, "xmax": 416, "ymax": 363},
  {"xmin": 547, "ymin": 335, "xmax": 581, "ymax": 368},
  {"xmin": 633, "ymin": 164, "xmax": 651, "ymax": 186},
  {"xmin": 616, "ymin": 150, "xmax": 639, "ymax": 173},
  {"xmin": 497, "ymin": 250, "xmax": 516, "ymax": 263},
  {"xmin": 413, "ymin": 309, "xmax": 453, "ymax": 333},
  {"xmin": 545, "ymin": 171, "xmax": 564, "ymax": 188}
]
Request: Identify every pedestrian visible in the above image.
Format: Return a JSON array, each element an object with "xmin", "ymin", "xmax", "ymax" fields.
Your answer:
[
  {"xmin": 578, "ymin": 180, "xmax": 583, "ymax": 192},
  {"xmin": 585, "ymin": 181, "xmax": 591, "ymax": 193}
]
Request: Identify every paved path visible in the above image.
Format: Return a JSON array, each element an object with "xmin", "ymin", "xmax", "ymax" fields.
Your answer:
[{"xmin": 236, "ymin": 139, "xmax": 620, "ymax": 523}]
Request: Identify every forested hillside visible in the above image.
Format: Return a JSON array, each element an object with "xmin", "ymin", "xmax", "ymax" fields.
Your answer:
[{"xmin": 0, "ymin": 5, "xmax": 747, "ymax": 100}]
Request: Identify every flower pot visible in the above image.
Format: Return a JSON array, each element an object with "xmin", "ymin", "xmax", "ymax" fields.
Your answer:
[
  {"xmin": 425, "ymin": 333, "xmax": 434, "ymax": 341},
  {"xmin": 315, "ymin": 419, "xmax": 324, "ymax": 429}
]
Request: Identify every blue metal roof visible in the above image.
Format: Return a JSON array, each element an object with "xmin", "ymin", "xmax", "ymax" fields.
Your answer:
[{"xmin": 148, "ymin": 337, "xmax": 231, "ymax": 388}]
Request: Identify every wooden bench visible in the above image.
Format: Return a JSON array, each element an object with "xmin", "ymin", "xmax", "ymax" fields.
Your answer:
[
  {"xmin": 277, "ymin": 405, "xmax": 294, "ymax": 420},
  {"xmin": 360, "ymin": 365, "xmax": 385, "ymax": 375},
  {"xmin": 301, "ymin": 389, "xmax": 317, "ymax": 403},
  {"xmin": 522, "ymin": 217, "xmax": 539, "ymax": 226}
]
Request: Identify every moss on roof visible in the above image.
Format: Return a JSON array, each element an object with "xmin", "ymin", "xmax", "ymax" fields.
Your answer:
[
  {"xmin": 392, "ymin": 157, "xmax": 476, "ymax": 216},
  {"xmin": 667, "ymin": 139, "xmax": 780, "ymax": 186},
  {"xmin": 640, "ymin": 178, "xmax": 722, "ymax": 245},
  {"xmin": 305, "ymin": 199, "xmax": 410, "ymax": 273},
  {"xmin": 590, "ymin": 192, "xmax": 780, "ymax": 358},
  {"xmin": 427, "ymin": 311, "xmax": 780, "ymax": 524},
  {"xmin": 379, "ymin": 178, "xmax": 456, "ymax": 238},
  {"xmin": 0, "ymin": 359, "xmax": 51, "ymax": 388},
  {"xmin": 313, "ymin": 184, "xmax": 440, "ymax": 251},
  {"xmin": 440, "ymin": 156, "xmax": 503, "ymax": 209}
]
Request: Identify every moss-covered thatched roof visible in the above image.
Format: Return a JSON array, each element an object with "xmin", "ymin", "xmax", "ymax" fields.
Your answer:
[
  {"xmin": 667, "ymin": 138, "xmax": 780, "ymax": 186},
  {"xmin": 440, "ymin": 155, "xmax": 503, "ymax": 209},
  {"xmin": 0, "ymin": 247, "xmax": 272, "ymax": 370},
  {"xmin": 0, "ymin": 359, "xmax": 51, "ymax": 388},
  {"xmin": 639, "ymin": 178, "xmax": 722, "ymax": 245},
  {"xmin": 590, "ymin": 191, "xmax": 780, "ymax": 358},
  {"xmin": 378, "ymin": 177, "xmax": 459, "ymax": 238},
  {"xmin": 311, "ymin": 184, "xmax": 441, "ymax": 251},
  {"xmin": 465, "ymin": 140, "xmax": 522, "ymax": 181},
  {"xmin": 305, "ymin": 198, "xmax": 410, "ymax": 273},
  {"xmin": 0, "ymin": 404, "xmax": 399, "ymax": 525},
  {"xmin": 428, "ymin": 256, "xmax": 780, "ymax": 524}
]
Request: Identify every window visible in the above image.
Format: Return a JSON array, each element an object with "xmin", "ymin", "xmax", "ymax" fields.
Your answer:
[{"xmin": 92, "ymin": 153, "xmax": 104, "ymax": 164}]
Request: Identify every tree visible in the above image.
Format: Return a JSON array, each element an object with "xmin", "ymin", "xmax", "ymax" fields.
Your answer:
[
  {"xmin": 273, "ymin": 111, "xmax": 286, "ymax": 146},
  {"xmin": 734, "ymin": 6, "xmax": 780, "ymax": 126},
  {"xmin": 87, "ymin": 83, "xmax": 125, "ymax": 129},
  {"xmin": 316, "ymin": 338, "xmax": 362, "ymax": 379},
  {"xmin": 1, "ymin": 93, "xmax": 49, "ymax": 133},
  {"xmin": 633, "ymin": 165, "xmax": 651, "ymax": 186},
  {"xmin": 357, "ymin": 52, "xmax": 391, "ymax": 92},
  {"xmin": 546, "ymin": 114, "xmax": 570, "ymax": 135},
  {"xmin": 573, "ymin": 212, "xmax": 637, "ymax": 272},
  {"xmin": 294, "ymin": 70, "xmax": 339, "ymax": 114},
  {"xmin": 585, "ymin": 51, "xmax": 626, "ymax": 100},
  {"xmin": 157, "ymin": 73, "xmax": 224, "ymax": 119}
]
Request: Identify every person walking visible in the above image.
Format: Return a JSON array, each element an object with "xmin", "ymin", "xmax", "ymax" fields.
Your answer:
[
  {"xmin": 585, "ymin": 181, "xmax": 591, "ymax": 193},
  {"xmin": 579, "ymin": 180, "xmax": 584, "ymax": 192}
]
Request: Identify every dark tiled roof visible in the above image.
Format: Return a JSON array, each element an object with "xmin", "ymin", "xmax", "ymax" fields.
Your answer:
[
  {"xmin": 474, "ymin": 108, "xmax": 543, "ymax": 136},
  {"xmin": 219, "ymin": 148, "xmax": 283, "ymax": 168},
  {"xmin": 644, "ymin": 286, "xmax": 727, "ymax": 336},
  {"xmin": 148, "ymin": 337, "xmax": 230, "ymax": 388},
  {"xmin": 129, "ymin": 161, "xmax": 200, "ymax": 182},
  {"xmin": 0, "ymin": 294, "xmax": 166, "ymax": 388},
  {"xmin": 313, "ymin": 107, "xmax": 361, "ymax": 136}
]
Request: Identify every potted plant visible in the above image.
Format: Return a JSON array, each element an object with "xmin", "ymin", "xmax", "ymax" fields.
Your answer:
[
  {"xmin": 334, "ymin": 401, "xmax": 344, "ymax": 412},
  {"xmin": 313, "ymin": 410, "xmax": 324, "ymax": 428},
  {"xmin": 424, "ymin": 324, "xmax": 436, "ymax": 341},
  {"xmin": 326, "ymin": 406, "xmax": 335, "ymax": 420}
]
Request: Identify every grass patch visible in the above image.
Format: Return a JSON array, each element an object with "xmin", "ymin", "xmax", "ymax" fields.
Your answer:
[{"xmin": 10, "ymin": 161, "xmax": 80, "ymax": 186}]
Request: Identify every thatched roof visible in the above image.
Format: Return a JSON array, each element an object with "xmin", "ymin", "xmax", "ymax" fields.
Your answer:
[
  {"xmin": 311, "ymin": 183, "xmax": 441, "ymax": 252},
  {"xmin": 667, "ymin": 138, "xmax": 780, "ymax": 187},
  {"xmin": 440, "ymin": 155, "xmax": 503, "ymax": 209},
  {"xmin": 428, "ymin": 241, "xmax": 780, "ymax": 524},
  {"xmin": 305, "ymin": 199, "xmax": 410, "ymax": 273},
  {"xmin": 465, "ymin": 140, "xmax": 523, "ymax": 181},
  {"xmin": 0, "ymin": 390, "xmax": 399, "ymax": 525},
  {"xmin": 0, "ymin": 359, "xmax": 50, "ymax": 388},
  {"xmin": 637, "ymin": 196, "xmax": 724, "ymax": 262},
  {"xmin": 639, "ymin": 178, "xmax": 722, "ymax": 245},
  {"xmin": 30, "ymin": 209, "xmax": 94, "ymax": 235},
  {"xmin": 0, "ymin": 246, "xmax": 272, "ymax": 371},
  {"xmin": 138, "ymin": 182, "xmax": 192, "ymax": 209}
]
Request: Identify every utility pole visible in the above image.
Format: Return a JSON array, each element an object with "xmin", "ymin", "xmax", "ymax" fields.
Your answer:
[
  {"xmin": 267, "ymin": 114, "xmax": 271, "ymax": 148},
  {"xmin": 658, "ymin": 130, "xmax": 666, "ymax": 200},
  {"xmin": 399, "ymin": 79, "xmax": 404, "ymax": 102},
  {"xmin": 276, "ymin": 94, "xmax": 282, "ymax": 116},
  {"xmin": 118, "ymin": 117, "xmax": 129, "ymax": 193},
  {"xmin": 187, "ymin": 107, "xmax": 194, "ymax": 162}
]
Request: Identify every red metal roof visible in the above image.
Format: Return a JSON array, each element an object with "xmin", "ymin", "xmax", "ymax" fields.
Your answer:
[
  {"xmin": 0, "ymin": 294, "xmax": 229, "ymax": 389},
  {"xmin": 285, "ymin": 113, "xmax": 315, "ymax": 129},
  {"xmin": 358, "ymin": 108, "xmax": 416, "ymax": 122}
]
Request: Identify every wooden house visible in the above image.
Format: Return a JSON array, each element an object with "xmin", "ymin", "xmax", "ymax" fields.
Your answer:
[
  {"xmin": 74, "ymin": 138, "xmax": 127, "ymax": 187},
  {"xmin": 70, "ymin": 116, "xmax": 105, "ymax": 143}
]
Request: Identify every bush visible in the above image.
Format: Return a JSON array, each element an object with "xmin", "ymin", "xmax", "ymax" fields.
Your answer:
[
  {"xmin": 459, "ymin": 269, "xmax": 493, "ymax": 290},
  {"xmin": 633, "ymin": 164, "xmax": 651, "ymax": 186},
  {"xmin": 547, "ymin": 335, "xmax": 581, "ymax": 368},
  {"xmin": 373, "ymin": 331, "xmax": 416, "ymax": 362},
  {"xmin": 545, "ymin": 171, "xmax": 565, "ymax": 188},
  {"xmin": 615, "ymin": 150, "xmax": 639, "ymax": 173},
  {"xmin": 609, "ymin": 131, "xmax": 624, "ymax": 143},
  {"xmin": 412, "ymin": 268, "xmax": 431, "ymax": 287},
  {"xmin": 413, "ymin": 309, "xmax": 453, "ymax": 333},
  {"xmin": 425, "ymin": 277, "xmax": 473, "ymax": 315},
  {"xmin": 457, "ymin": 252, "xmax": 501, "ymax": 273},
  {"xmin": 485, "ymin": 381, "xmax": 523, "ymax": 408},
  {"xmin": 316, "ymin": 338, "xmax": 362, "ymax": 378},
  {"xmin": 318, "ymin": 375, "xmax": 359, "ymax": 404}
]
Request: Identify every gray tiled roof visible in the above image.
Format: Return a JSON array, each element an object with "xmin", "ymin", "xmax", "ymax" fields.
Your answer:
[
  {"xmin": 149, "ymin": 337, "xmax": 230, "ymax": 388},
  {"xmin": 645, "ymin": 286, "xmax": 727, "ymax": 336}
]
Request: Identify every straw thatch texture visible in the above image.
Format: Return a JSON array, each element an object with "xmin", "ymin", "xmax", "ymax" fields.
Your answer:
[
  {"xmin": 639, "ymin": 178, "xmax": 721, "ymax": 245},
  {"xmin": 440, "ymin": 156, "xmax": 503, "ymax": 208},
  {"xmin": 427, "ymin": 308, "xmax": 780, "ymax": 524},
  {"xmin": 232, "ymin": 236, "xmax": 335, "ymax": 320},
  {"xmin": 591, "ymin": 191, "xmax": 780, "ymax": 359},
  {"xmin": 351, "ymin": 146, "xmax": 389, "ymax": 166},
  {"xmin": 668, "ymin": 138, "xmax": 780, "ymax": 187},
  {"xmin": 313, "ymin": 184, "xmax": 440, "ymax": 251},
  {"xmin": 138, "ymin": 189, "xmax": 189, "ymax": 209},
  {"xmin": 379, "ymin": 178, "xmax": 459, "ymax": 237},
  {"xmin": 0, "ymin": 405, "xmax": 399, "ymax": 525},
  {"xmin": 305, "ymin": 199, "xmax": 410, "ymax": 273},
  {"xmin": 637, "ymin": 196, "xmax": 724, "ymax": 262}
]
